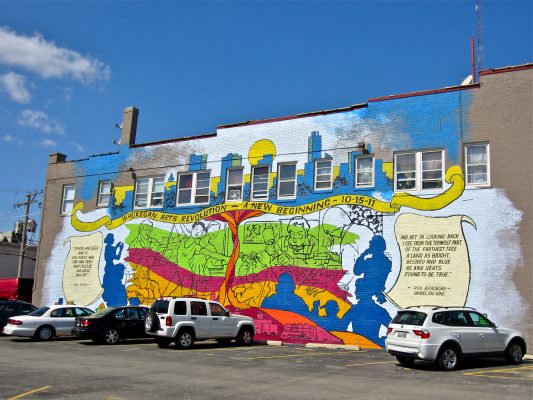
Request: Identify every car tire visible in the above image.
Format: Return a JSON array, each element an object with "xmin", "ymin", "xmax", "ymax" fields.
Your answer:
[
  {"xmin": 145, "ymin": 312, "xmax": 159, "ymax": 333},
  {"xmin": 155, "ymin": 337, "xmax": 172, "ymax": 348},
  {"xmin": 505, "ymin": 341, "xmax": 524, "ymax": 365},
  {"xmin": 35, "ymin": 326, "xmax": 54, "ymax": 341},
  {"xmin": 437, "ymin": 345, "xmax": 460, "ymax": 371},
  {"xmin": 103, "ymin": 329, "xmax": 120, "ymax": 345},
  {"xmin": 176, "ymin": 329, "xmax": 194, "ymax": 349},
  {"xmin": 236, "ymin": 327, "xmax": 254, "ymax": 346},
  {"xmin": 396, "ymin": 356, "xmax": 415, "ymax": 367}
]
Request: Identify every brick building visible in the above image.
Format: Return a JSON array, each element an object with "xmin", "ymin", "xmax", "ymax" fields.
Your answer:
[{"xmin": 34, "ymin": 63, "xmax": 532, "ymax": 348}]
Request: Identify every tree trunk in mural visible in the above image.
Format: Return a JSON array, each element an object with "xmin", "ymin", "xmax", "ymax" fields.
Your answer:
[{"xmin": 210, "ymin": 209, "xmax": 263, "ymax": 306}]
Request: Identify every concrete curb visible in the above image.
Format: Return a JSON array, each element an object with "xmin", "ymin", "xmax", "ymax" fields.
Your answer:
[
  {"xmin": 523, "ymin": 354, "xmax": 533, "ymax": 360},
  {"xmin": 305, "ymin": 343, "xmax": 361, "ymax": 351}
]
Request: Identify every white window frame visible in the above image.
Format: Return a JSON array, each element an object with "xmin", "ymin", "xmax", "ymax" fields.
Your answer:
[
  {"xmin": 251, "ymin": 165, "xmax": 270, "ymax": 201},
  {"xmin": 464, "ymin": 143, "xmax": 490, "ymax": 188},
  {"xmin": 394, "ymin": 149, "xmax": 444, "ymax": 192},
  {"xmin": 314, "ymin": 159, "xmax": 333, "ymax": 191},
  {"xmin": 134, "ymin": 176, "xmax": 165, "ymax": 209},
  {"xmin": 97, "ymin": 180, "xmax": 112, "ymax": 207},
  {"xmin": 61, "ymin": 184, "xmax": 76, "ymax": 215},
  {"xmin": 177, "ymin": 171, "xmax": 211, "ymax": 206},
  {"xmin": 277, "ymin": 162, "xmax": 297, "ymax": 200},
  {"xmin": 225, "ymin": 168, "xmax": 244, "ymax": 202},
  {"xmin": 355, "ymin": 156, "xmax": 375, "ymax": 188}
]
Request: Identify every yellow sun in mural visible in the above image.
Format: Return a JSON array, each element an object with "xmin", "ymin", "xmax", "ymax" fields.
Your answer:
[{"xmin": 248, "ymin": 139, "xmax": 277, "ymax": 165}]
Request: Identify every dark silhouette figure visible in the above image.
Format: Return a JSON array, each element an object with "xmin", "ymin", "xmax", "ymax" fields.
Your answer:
[{"xmin": 102, "ymin": 233, "xmax": 127, "ymax": 307}]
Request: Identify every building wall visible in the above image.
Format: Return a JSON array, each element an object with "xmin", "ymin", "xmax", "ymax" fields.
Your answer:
[{"xmin": 34, "ymin": 65, "xmax": 532, "ymax": 348}]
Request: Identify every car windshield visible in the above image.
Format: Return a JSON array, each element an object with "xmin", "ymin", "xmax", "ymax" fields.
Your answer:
[
  {"xmin": 91, "ymin": 307, "xmax": 116, "ymax": 318},
  {"xmin": 27, "ymin": 307, "xmax": 50, "ymax": 317},
  {"xmin": 391, "ymin": 311, "xmax": 427, "ymax": 326}
]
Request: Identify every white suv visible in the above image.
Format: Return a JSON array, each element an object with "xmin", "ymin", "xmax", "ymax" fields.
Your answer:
[
  {"xmin": 385, "ymin": 306, "xmax": 527, "ymax": 371},
  {"xmin": 144, "ymin": 297, "xmax": 255, "ymax": 349}
]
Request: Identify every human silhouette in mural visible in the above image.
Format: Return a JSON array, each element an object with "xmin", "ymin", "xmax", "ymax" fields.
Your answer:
[
  {"xmin": 261, "ymin": 272, "xmax": 311, "ymax": 317},
  {"xmin": 276, "ymin": 217, "xmax": 317, "ymax": 266},
  {"xmin": 102, "ymin": 233, "xmax": 127, "ymax": 307},
  {"xmin": 311, "ymin": 300, "xmax": 346, "ymax": 332},
  {"xmin": 342, "ymin": 235, "xmax": 391, "ymax": 346},
  {"xmin": 127, "ymin": 265, "xmax": 161, "ymax": 305}
]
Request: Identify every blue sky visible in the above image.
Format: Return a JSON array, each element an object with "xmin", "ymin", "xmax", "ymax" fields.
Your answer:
[{"xmin": 0, "ymin": 1, "xmax": 531, "ymax": 237}]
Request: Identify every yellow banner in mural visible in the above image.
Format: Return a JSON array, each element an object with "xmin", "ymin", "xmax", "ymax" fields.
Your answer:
[
  {"xmin": 62, "ymin": 232, "xmax": 104, "ymax": 305},
  {"xmin": 385, "ymin": 213, "xmax": 475, "ymax": 308},
  {"xmin": 71, "ymin": 166, "xmax": 465, "ymax": 232}
]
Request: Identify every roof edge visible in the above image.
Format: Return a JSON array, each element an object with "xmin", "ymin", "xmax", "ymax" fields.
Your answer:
[
  {"xmin": 479, "ymin": 63, "xmax": 533, "ymax": 76},
  {"xmin": 130, "ymin": 132, "xmax": 217, "ymax": 148},
  {"xmin": 368, "ymin": 83, "xmax": 480, "ymax": 103}
]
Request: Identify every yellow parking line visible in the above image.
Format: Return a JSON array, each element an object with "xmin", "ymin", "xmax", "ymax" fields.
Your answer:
[
  {"xmin": 464, "ymin": 365, "xmax": 533, "ymax": 376},
  {"xmin": 6, "ymin": 386, "xmax": 51, "ymax": 400},
  {"xmin": 250, "ymin": 350, "xmax": 361, "ymax": 360},
  {"xmin": 345, "ymin": 360, "xmax": 397, "ymax": 367},
  {"xmin": 465, "ymin": 374, "xmax": 533, "ymax": 381}
]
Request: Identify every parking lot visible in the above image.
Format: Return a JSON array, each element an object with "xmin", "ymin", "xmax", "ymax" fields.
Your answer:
[{"xmin": 0, "ymin": 335, "xmax": 531, "ymax": 400}]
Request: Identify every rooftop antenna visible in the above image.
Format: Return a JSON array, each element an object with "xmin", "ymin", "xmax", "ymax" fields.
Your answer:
[
  {"xmin": 475, "ymin": 0, "xmax": 485, "ymax": 77},
  {"xmin": 113, "ymin": 122, "xmax": 122, "ymax": 145}
]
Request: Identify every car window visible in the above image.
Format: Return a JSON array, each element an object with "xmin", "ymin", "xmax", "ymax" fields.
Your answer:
[
  {"xmin": 50, "ymin": 308, "xmax": 64, "ymax": 318},
  {"xmin": 126, "ymin": 308, "xmax": 139, "ymax": 319},
  {"xmin": 174, "ymin": 301, "xmax": 186, "ymax": 315},
  {"xmin": 74, "ymin": 307, "xmax": 91, "ymax": 316},
  {"xmin": 114, "ymin": 309, "xmax": 128, "ymax": 320},
  {"xmin": 28, "ymin": 307, "xmax": 49, "ymax": 317},
  {"xmin": 190, "ymin": 301, "xmax": 207, "ymax": 316},
  {"xmin": 449, "ymin": 311, "xmax": 473, "ymax": 327},
  {"xmin": 468, "ymin": 312, "xmax": 492, "ymax": 327},
  {"xmin": 209, "ymin": 302, "xmax": 227, "ymax": 317},
  {"xmin": 138, "ymin": 308, "xmax": 148, "ymax": 318},
  {"xmin": 391, "ymin": 311, "xmax": 427, "ymax": 326},
  {"xmin": 65, "ymin": 308, "xmax": 75, "ymax": 317},
  {"xmin": 20, "ymin": 304, "xmax": 36, "ymax": 313},
  {"xmin": 432, "ymin": 312, "xmax": 451, "ymax": 325},
  {"xmin": 152, "ymin": 299, "xmax": 169, "ymax": 314}
]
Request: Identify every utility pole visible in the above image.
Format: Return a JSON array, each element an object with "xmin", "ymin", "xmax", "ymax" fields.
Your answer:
[{"xmin": 15, "ymin": 192, "xmax": 40, "ymax": 278}]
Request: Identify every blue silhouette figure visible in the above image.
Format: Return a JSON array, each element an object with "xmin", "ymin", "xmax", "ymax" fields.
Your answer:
[
  {"xmin": 102, "ymin": 233, "xmax": 127, "ymax": 307},
  {"xmin": 343, "ymin": 235, "xmax": 392, "ymax": 346},
  {"xmin": 310, "ymin": 300, "xmax": 346, "ymax": 332},
  {"xmin": 261, "ymin": 272, "xmax": 310, "ymax": 317}
]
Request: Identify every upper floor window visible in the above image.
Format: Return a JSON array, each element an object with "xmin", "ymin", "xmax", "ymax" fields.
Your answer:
[
  {"xmin": 61, "ymin": 185, "xmax": 76, "ymax": 214},
  {"xmin": 394, "ymin": 150, "xmax": 444, "ymax": 191},
  {"xmin": 226, "ymin": 168, "xmax": 244, "ymax": 202},
  {"xmin": 97, "ymin": 181, "xmax": 112, "ymax": 207},
  {"xmin": 177, "ymin": 171, "xmax": 210, "ymax": 205},
  {"xmin": 465, "ymin": 143, "xmax": 490, "ymax": 187},
  {"xmin": 314, "ymin": 159, "xmax": 332, "ymax": 191},
  {"xmin": 277, "ymin": 163, "xmax": 297, "ymax": 200},
  {"xmin": 355, "ymin": 156, "xmax": 374, "ymax": 188},
  {"xmin": 134, "ymin": 176, "xmax": 164, "ymax": 208},
  {"xmin": 251, "ymin": 166, "xmax": 269, "ymax": 201}
]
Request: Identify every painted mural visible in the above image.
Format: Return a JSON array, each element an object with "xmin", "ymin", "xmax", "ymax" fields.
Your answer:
[{"xmin": 43, "ymin": 92, "xmax": 525, "ymax": 348}]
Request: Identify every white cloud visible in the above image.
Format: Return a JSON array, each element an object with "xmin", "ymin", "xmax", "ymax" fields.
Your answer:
[
  {"xmin": 39, "ymin": 138, "xmax": 58, "ymax": 147},
  {"xmin": 18, "ymin": 109, "xmax": 65, "ymax": 135},
  {"xmin": 2, "ymin": 134, "xmax": 22, "ymax": 144},
  {"xmin": 71, "ymin": 141, "xmax": 85, "ymax": 153},
  {"xmin": 0, "ymin": 26, "xmax": 111, "ymax": 85},
  {"xmin": 0, "ymin": 72, "xmax": 31, "ymax": 103}
]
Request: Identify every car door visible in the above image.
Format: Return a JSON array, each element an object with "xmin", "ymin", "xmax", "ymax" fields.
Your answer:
[
  {"xmin": 124, "ymin": 308, "xmax": 146, "ymax": 338},
  {"xmin": 448, "ymin": 310, "xmax": 482, "ymax": 354},
  {"xmin": 190, "ymin": 301, "xmax": 210, "ymax": 338},
  {"xmin": 113, "ymin": 308, "xmax": 130, "ymax": 336},
  {"xmin": 49, "ymin": 308, "xmax": 76, "ymax": 336},
  {"xmin": 468, "ymin": 311, "xmax": 505, "ymax": 352},
  {"xmin": 209, "ymin": 302, "xmax": 235, "ymax": 337}
]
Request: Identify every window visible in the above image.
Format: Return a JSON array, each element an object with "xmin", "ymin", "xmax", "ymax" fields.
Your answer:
[
  {"xmin": 97, "ymin": 181, "xmax": 112, "ymax": 207},
  {"xmin": 314, "ymin": 159, "xmax": 332, "ymax": 190},
  {"xmin": 277, "ymin": 163, "xmax": 297, "ymax": 199},
  {"xmin": 134, "ymin": 176, "xmax": 164, "ymax": 208},
  {"xmin": 226, "ymin": 168, "xmax": 244, "ymax": 202},
  {"xmin": 61, "ymin": 185, "xmax": 76, "ymax": 214},
  {"xmin": 465, "ymin": 143, "xmax": 490, "ymax": 187},
  {"xmin": 177, "ymin": 171, "xmax": 211, "ymax": 205},
  {"xmin": 190, "ymin": 301, "xmax": 207, "ymax": 316},
  {"xmin": 355, "ymin": 157, "xmax": 374, "ymax": 188},
  {"xmin": 251, "ymin": 166, "xmax": 269, "ymax": 201},
  {"xmin": 209, "ymin": 302, "xmax": 228, "ymax": 317},
  {"xmin": 174, "ymin": 301, "xmax": 187, "ymax": 315},
  {"xmin": 394, "ymin": 150, "xmax": 444, "ymax": 191},
  {"xmin": 391, "ymin": 311, "xmax": 427, "ymax": 326}
]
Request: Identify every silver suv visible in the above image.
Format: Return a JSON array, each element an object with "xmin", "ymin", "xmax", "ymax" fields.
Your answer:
[
  {"xmin": 385, "ymin": 306, "xmax": 527, "ymax": 371},
  {"xmin": 145, "ymin": 297, "xmax": 255, "ymax": 349}
]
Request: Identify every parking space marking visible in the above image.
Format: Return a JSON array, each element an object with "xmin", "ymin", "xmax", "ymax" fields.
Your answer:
[
  {"xmin": 344, "ymin": 360, "xmax": 397, "ymax": 367},
  {"xmin": 249, "ymin": 350, "xmax": 361, "ymax": 360},
  {"xmin": 6, "ymin": 385, "xmax": 51, "ymax": 400},
  {"xmin": 463, "ymin": 365, "xmax": 533, "ymax": 381}
]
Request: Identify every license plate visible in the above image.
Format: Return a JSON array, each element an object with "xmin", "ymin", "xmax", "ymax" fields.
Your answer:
[{"xmin": 397, "ymin": 331, "xmax": 407, "ymax": 338}]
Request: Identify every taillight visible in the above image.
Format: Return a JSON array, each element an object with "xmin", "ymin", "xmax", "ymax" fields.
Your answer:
[
  {"xmin": 80, "ymin": 319, "xmax": 90, "ymax": 328},
  {"xmin": 7, "ymin": 319, "xmax": 22, "ymax": 325},
  {"xmin": 413, "ymin": 329, "xmax": 430, "ymax": 339},
  {"xmin": 386, "ymin": 327, "xmax": 393, "ymax": 335},
  {"xmin": 165, "ymin": 316, "xmax": 172, "ymax": 326}
]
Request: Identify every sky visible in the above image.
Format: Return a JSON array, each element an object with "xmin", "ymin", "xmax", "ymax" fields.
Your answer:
[{"xmin": 0, "ymin": 0, "xmax": 531, "ymax": 238}]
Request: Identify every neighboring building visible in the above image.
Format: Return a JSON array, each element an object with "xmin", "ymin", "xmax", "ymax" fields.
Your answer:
[
  {"xmin": 34, "ymin": 64, "xmax": 532, "ymax": 348},
  {"xmin": 0, "ymin": 233, "xmax": 36, "ymax": 280}
]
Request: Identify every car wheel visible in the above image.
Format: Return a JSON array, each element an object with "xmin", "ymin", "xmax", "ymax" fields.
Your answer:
[
  {"xmin": 176, "ymin": 329, "xmax": 194, "ymax": 349},
  {"xmin": 437, "ymin": 345, "xmax": 460, "ymax": 371},
  {"xmin": 505, "ymin": 341, "xmax": 524, "ymax": 365},
  {"xmin": 236, "ymin": 327, "xmax": 254, "ymax": 346},
  {"xmin": 155, "ymin": 337, "xmax": 172, "ymax": 348},
  {"xmin": 396, "ymin": 356, "xmax": 415, "ymax": 367},
  {"xmin": 145, "ymin": 312, "xmax": 159, "ymax": 333},
  {"xmin": 103, "ymin": 329, "xmax": 120, "ymax": 344},
  {"xmin": 35, "ymin": 326, "xmax": 54, "ymax": 341}
]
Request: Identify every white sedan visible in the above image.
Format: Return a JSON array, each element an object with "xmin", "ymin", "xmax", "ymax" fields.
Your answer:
[{"xmin": 3, "ymin": 305, "xmax": 94, "ymax": 341}]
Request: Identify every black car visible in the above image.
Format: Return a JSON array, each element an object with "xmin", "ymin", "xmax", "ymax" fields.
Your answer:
[
  {"xmin": 72, "ymin": 306, "xmax": 149, "ymax": 344},
  {"xmin": 0, "ymin": 300, "xmax": 37, "ymax": 333}
]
